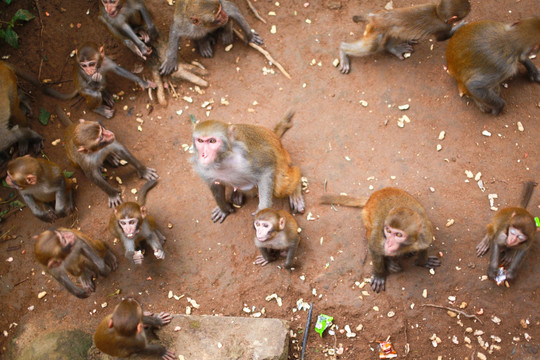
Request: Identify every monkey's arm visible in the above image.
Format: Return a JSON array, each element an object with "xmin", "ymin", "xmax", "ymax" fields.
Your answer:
[
  {"xmin": 222, "ymin": 1, "xmax": 263, "ymax": 45},
  {"xmin": 80, "ymin": 241, "xmax": 111, "ymax": 276},
  {"xmin": 147, "ymin": 232, "xmax": 165, "ymax": 260},
  {"xmin": 476, "ymin": 234, "xmax": 491, "ymax": 257},
  {"xmin": 137, "ymin": 2, "xmax": 158, "ymax": 39},
  {"xmin": 54, "ymin": 178, "xmax": 72, "ymax": 216},
  {"xmin": 256, "ymin": 170, "xmax": 275, "ymax": 212},
  {"xmin": 50, "ymin": 269, "xmax": 91, "ymax": 298},
  {"xmin": 487, "ymin": 241, "xmax": 501, "ymax": 278},
  {"xmin": 138, "ymin": 344, "xmax": 175, "ymax": 359},
  {"xmin": 519, "ymin": 55, "xmax": 540, "ymax": 82},
  {"xmin": 115, "ymin": 144, "xmax": 159, "ymax": 181},
  {"xmin": 283, "ymin": 243, "xmax": 298, "ymax": 269},
  {"xmin": 370, "ymin": 248, "xmax": 386, "ymax": 293},
  {"xmin": 108, "ymin": 60, "xmax": 154, "ymax": 89},
  {"xmin": 506, "ymin": 249, "xmax": 527, "ymax": 280},
  {"xmin": 84, "ymin": 167, "xmax": 122, "ymax": 207},
  {"xmin": 159, "ymin": 22, "xmax": 183, "ymax": 75},
  {"xmin": 21, "ymin": 193, "xmax": 56, "ymax": 222},
  {"xmin": 143, "ymin": 312, "xmax": 171, "ymax": 329},
  {"xmin": 118, "ymin": 232, "xmax": 138, "ymax": 264}
]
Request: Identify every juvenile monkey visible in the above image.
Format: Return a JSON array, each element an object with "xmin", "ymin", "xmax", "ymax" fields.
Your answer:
[
  {"xmin": 476, "ymin": 181, "xmax": 537, "ymax": 282},
  {"xmin": 6, "ymin": 155, "xmax": 74, "ymax": 222},
  {"xmin": 0, "ymin": 61, "xmax": 43, "ymax": 162},
  {"xmin": 254, "ymin": 208, "xmax": 299, "ymax": 269},
  {"xmin": 94, "ymin": 297, "xmax": 176, "ymax": 359},
  {"xmin": 446, "ymin": 17, "xmax": 540, "ymax": 115},
  {"xmin": 59, "ymin": 108, "xmax": 159, "ymax": 207},
  {"xmin": 192, "ymin": 111, "xmax": 305, "ymax": 223},
  {"xmin": 109, "ymin": 179, "xmax": 166, "ymax": 264},
  {"xmin": 46, "ymin": 43, "xmax": 156, "ymax": 119},
  {"xmin": 99, "ymin": 0, "xmax": 158, "ymax": 60},
  {"xmin": 34, "ymin": 227, "xmax": 117, "ymax": 298},
  {"xmin": 160, "ymin": 0, "xmax": 263, "ymax": 75},
  {"xmin": 321, "ymin": 187, "xmax": 441, "ymax": 293},
  {"xmin": 339, "ymin": 0, "xmax": 470, "ymax": 74}
]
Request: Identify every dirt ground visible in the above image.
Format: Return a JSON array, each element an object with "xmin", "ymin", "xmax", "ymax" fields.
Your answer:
[{"xmin": 1, "ymin": 0, "xmax": 539, "ymax": 359}]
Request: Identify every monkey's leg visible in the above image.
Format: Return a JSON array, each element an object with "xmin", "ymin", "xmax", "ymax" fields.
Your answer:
[
  {"xmin": 148, "ymin": 233, "xmax": 165, "ymax": 260},
  {"xmin": 155, "ymin": 229, "xmax": 166, "ymax": 244},
  {"xmin": 466, "ymin": 81, "xmax": 505, "ymax": 115},
  {"xmin": 220, "ymin": 21, "xmax": 234, "ymax": 46},
  {"xmin": 17, "ymin": 89, "xmax": 33, "ymax": 118},
  {"xmin": 476, "ymin": 234, "xmax": 491, "ymax": 257},
  {"xmin": 506, "ymin": 249, "xmax": 527, "ymax": 280},
  {"xmin": 104, "ymin": 249, "xmax": 118, "ymax": 272},
  {"xmin": 210, "ymin": 183, "xmax": 235, "ymax": 223},
  {"xmin": 231, "ymin": 188, "xmax": 245, "ymax": 207},
  {"xmin": 519, "ymin": 57, "xmax": 540, "ymax": 82},
  {"xmin": 487, "ymin": 242, "xmax": 501, "ymax": 278},
  {"xmin": 338, "ymin": 35, "xmax": 379, "ymax": 74},
  {"xmin": 85, "ymin": 92, "xmax": 114, "ymax": 119},
  {"xmin": 384, "ymin": 38, "xmax": 414, "ymax": 60},
  {"xmin": 283, "ymin": 244, "xmax": 297, "ymax": 269},
  {"xmin": 53, "ymin": 271, "xmax": 91, "ymax": 299},
  {"xmin": 54, "ymin": 180, "xmax": 73, "ymax": 217},
  {"xmin": 197, "ymin": 34, "xmax": 217, "ymax": 58},
  {"xmin": 79, "ymin": 267, "xmax": 97, "ymax": 293},
  {"xmin": 386, "ymin": 258, "xmax": 402, "ymax": 273},
  {"xmin": 370, "ymin": 251, "xmax": 387, "ymax": 293},
  {"xmin": 21, "ymin": 193, "xmax": 56, "ymax": 222}
]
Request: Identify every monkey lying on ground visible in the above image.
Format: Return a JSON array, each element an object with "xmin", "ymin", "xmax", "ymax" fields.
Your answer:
[{"xmin": 322, "ymin": 187, "xmax": 441, "ymax": 293}]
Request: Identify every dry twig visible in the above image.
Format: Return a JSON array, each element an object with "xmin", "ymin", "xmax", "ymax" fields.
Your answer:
[
  {"xmin": 34, "ymin": 0, "xmax": 45, "ymax": 80},
  {"xmin": 233, "ymin": 28, "xmax": 291, "ymax": 79},
  {"xmin": 421, "ymin": 304, "xmax": 483, "ymax": 324},
  {"xmin": 246, "ymin": 0, "xmax": 266, "ymax": 24}
]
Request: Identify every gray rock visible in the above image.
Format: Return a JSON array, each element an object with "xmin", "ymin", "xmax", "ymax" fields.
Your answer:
[{"xmin": 15, "ymin": 329, "xmax": 92, "ymax": 360}]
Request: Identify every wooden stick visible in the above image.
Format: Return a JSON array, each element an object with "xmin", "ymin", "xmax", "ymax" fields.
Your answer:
[
  {"xmin": 233, "ymin": 28, "xmax": 291, "ymax": 79},
  {"xmin": 246, "ymin": 0, "xmax": 266, "ymax": 24},
  {"xmin": 421, "ymin": 304, "xmax": 483, "ymax": 324}
]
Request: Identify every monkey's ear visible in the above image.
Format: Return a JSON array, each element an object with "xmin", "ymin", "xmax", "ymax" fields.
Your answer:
[
  {"xmin": 99, "ymin": 46, "xmax": 105, "ymax": 57},
  {"xmin": 108, "ymin": 319, "xmax": 114, "ymax": 328},
  {"xmin": 47, "ymin": 259, "xmax": 62, "ymax": 269},
  {"xmin": 77, "ymin": 146, "xmax": 87, "ymax": 153},
  {"xmin": 278, "ymin": 217, "xmax": 286, "ymax": 230},
  {"xmin": 136, "ymin": 322, "xmax": 144, "ymax": 334},
  {"xmin": 228, "ymin": 125, "xmax": 237, "ymax": 141},
  {"xmin": 26, "ymin": 174, "xmax": 37, "ymax": 185},
  {"xmin": 140, "ymin": 206, "xmax": 147, "ymax": 218},
  {"xmin": 190, "ymin": 16, "xmax": 201, "ymax": 26},
  {"xmin": 446, "ymin": 15, "xmax": 458, "ymax": 24}
]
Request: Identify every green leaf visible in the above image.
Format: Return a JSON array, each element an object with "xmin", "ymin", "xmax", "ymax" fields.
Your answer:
[
  {"xmin": 4, "ymin": 0, "xmax": 13, "ymax": 5},
  {"xmin": 4, "ymin": 26, "xmax": 19, "ymax": 48},
  {"xmin": 10, "ymin": 200, "xmax": 25, "ymax": 209},
  {"xmin": 13, "ymin": 9, "xmax": 35, "ymax": 22},
  {"xmin": 38, "ymin": 108, "xmax": 50, "ymax": 125},
  {"xmin": 63, "ymin": 170, "xmax": 75, "ymax": 178},
  {"xmin": 190, "ymin": 114, "xmax": 197, "ymax": 124},
  {"xmin": 1, "ymin": 179, "xmax": 8, "ymax": 188},
  {"xmin": 0, "ymin": 29, "xmax": 5, "ymax": 39}
]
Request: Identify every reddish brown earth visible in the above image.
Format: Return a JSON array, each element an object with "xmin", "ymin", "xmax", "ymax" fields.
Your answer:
[{"xmin": 1, "ymin": 0, "xmax": 539, "ymax": 359}]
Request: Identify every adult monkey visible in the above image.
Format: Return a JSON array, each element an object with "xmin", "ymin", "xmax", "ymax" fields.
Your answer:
[
  {"xmin": 446, "ymin": 17, "xmax": 540, "ymax": 115},
  {"xmin": 57, "ymin": 107, "xmax": 158, "ymax": 207},
  {"xmin": 5, "ymin": 155, "xmax": 74, "ymax": 222},
  {"xmin": 476, "ymin": 181, "xmax": 537, "ymax": 282},
  {"xmin": 109, "ymin": 179, "xmax": 167, "ymax": 264},
  {"xmin": 46, "ymin": 43, "xmax": 156, "ymax": 119},
  {"xmin": 94, "ymin": 297, "xmax": 176, "ymax": 359},
  {"xmin": 339, "ymin": 0, "xmax": 470, "ymax": 74},
  {"xmin": 159, "ymin": 0, "xmax": 263, "ymax": 75},
  {"xmin": 321, "ymin": 187, "xmax": 441, "ymax": 293},
  {"xmin": 34, "ymin": 227, "xmax": 117, "ymax": 298},
  {"xmin": 99, "ymin": 0, "xmax": 158, "ymax": 60},
  {"xmin": 192, "ymin": 111, "xmax": 305, "ymax": 223}
]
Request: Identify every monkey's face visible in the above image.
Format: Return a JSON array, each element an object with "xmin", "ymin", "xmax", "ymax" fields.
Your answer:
[
  {"xmin": 195, "ymin": 136, "xmax": 222, "ymax": 166},
  {"xmin": 119, "ymin": 217, "xmax": 140, "ymax": 239},
  {"xmin": 5, "ymin": 171, "xmax": 23, "ymax": 190},
  {"xmin": 79, "ymin": 58, "xmax": 99, "ymax": 77},
  {"xmin": 101, "ymin": 0, "xmax": 121, "ymax": 17},
  {"xmin": 254, "ymin": 219, "xmax": 275, "ymax": 241},
  {"xmin": 506, "ymin": 226, "xmax": 527, "ymax": 247},
  {"xmin": 383, "ymin": 225, "xmax": 407, "ymax": 256}
]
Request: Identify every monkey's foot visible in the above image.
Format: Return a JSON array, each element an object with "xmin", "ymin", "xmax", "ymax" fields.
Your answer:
[
  {"xmin": 386, "ymin": 259, "xmax": 402, "ymax": 273},
  {"xmin": 198, "ymin": 36, "xmax": 216, "ymax": 58},
  {"xmin": 231, "ymin": 189, "xmax": 245, "ymax": 207},
  {"xmin": 211, "ymin": 205, "xmax": 234, "ymax": 223},
  {"xmin": 254, "ymin": 255, "xmax": 270, "ymax": 266},
  {"xmin": 80, "ymin": 276, "xmax": 96, "ymax": 293},
  {"xmin": 370, "ymin": 274, "xmax": 386, "ymax": 293},
  {"xmin": 250, "ymin": 32, "xmax": 264, "ymax": 46},
  {"xmin": 420, "ymin": 256, "xmax": 441, "ymax": 268},
  {"xmin": 94, "ymin": 105, "xmax": 114, "ymax": 119},
  {"xmin": 141, "ymin": 167, "xmax": 159, "ymax": 181},
  {"xmin": 154, "ymin": 249, "xmax": 165, "ymax": 260},
  {"xmin": 289, "ymin": 193, "xmax": 305, "ymax": 214},
  {"xmin": 38, "ymin": 209, "xmax": 58, "ymax": 223},
  {"xmin": 163, "ymin": 350, "xmax": 176, "ymax": 360},
  {"xmin": 389, "ymin": 42, "xmax": 414, "ymax": 60},
  {"xmin": 137, "ymin": 30, "xmax": 150, "ymax": 43}
]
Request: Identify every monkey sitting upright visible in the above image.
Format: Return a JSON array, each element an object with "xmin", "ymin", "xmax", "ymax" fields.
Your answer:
[
  {"xmin": 476, "ymin": 181, "xmax": 537, "ymax": 282},
  {"xmin": 321, "ymin": 187, "xmax": 441, "ymax": 293},
  {"xmin": 6, "ymin": 155, "xmax": 74, "ymax": 222},
  {"xmin": 339, "ymin": 0, "xmax": 471, "ymax": 74},
  {"xmin": 109, "ymin": 179, "xmax": 166, "ymax": 264}
]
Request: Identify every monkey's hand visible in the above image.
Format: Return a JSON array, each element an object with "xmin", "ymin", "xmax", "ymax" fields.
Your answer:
[
  {"xmin": 133, "ymin": 250, "xmax": 144, "ymax": 264},
  {"xmin": 154, "ymin": 249, "xmax": 165, "ymax": 260},
  {"xmin": 249, "ymin": 31, "xmax": 264, "ymax": 46},
  {"xmin": 386, "ymin": 258, "xmax": 403, "ymax": 273},
  {"xmin": 156, "ymin": 312, "xmax": 172, "ymax": 325},
  {"xmin": 506, "ymin": 269, "xmax": 517, "ymax": 281},
  {"xmin": 91, "ymin": 72, "xmax": 103, "ymax": 83},
  {"xmin": 162, "ymin": 350, "xmax": 176, "ymax": 360},
  {"xmin": 137, "ymin": 30, "xmax": 151, "ymax": 43},
  {"xmin": 422, "ymin": 256, "xmax": 441, "ymax": 268},
  {"xmin": 80, "ymin": 276, "xmax": 96, "ymax": 293},
  {"xmin": 370, "ymin": 274, "xmax": 386, "ymax": 293},
  {"xmin": 140, "ymin": 167, "xmax": 159, "ymax": 181},
  {"xmin": 289, "ymin": 193, "xmax": 305, "ymax": 214},
  {"xmin": 211, "ymin": 205, "xmax": 234, "ymax": 223},
  {"xmin": 140, "ymin": 80, "xmax": 157, "ymax": 89},
  {"xmin": 500, "ymin": 251, "xmax": 515, "ymax": 267},
  {"xmin": 108, "ymin": 193, "xmax": 122, "ymax": 208},
  {"xmin": 254, "ymin": 255, "xmax": 269, "ymax": 266},
  {"xmin": 475, "ymin": 235, "xmax": 490, "ymax": 257},
  {"xmin": 159, "ymin": 58, "xmax": 178, "ymax": 76}
]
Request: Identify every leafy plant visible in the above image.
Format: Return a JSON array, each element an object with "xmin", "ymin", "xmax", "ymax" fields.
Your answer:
[{"xmin": 0, "ymin": 8, "xmax": 35, "ymax": 48}]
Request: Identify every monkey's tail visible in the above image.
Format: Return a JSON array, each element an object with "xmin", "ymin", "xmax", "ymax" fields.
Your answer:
[
  {"xmin": 42, "ymin": 87, "xmax": 78, "ymax": 100},
  {"xmin": 274, "ymin": 110, "xmax": 295, "ymax": 139},
  {"xmin": 138, "ymin": 179, "xmax": 158, "ymax": 205},
  {"xmin": 320, "ymin": 194, "xmax": 369, "ymax": 208},
  {"xmin": 12, "ymin": 65, "xmax": 78, "ymax": 100},
  {"xmin": 519, "ymin": 180, "xmax": 537, "ymax": 208},
  {"xmin": 55, "ymin": 105, "xmax": 73, "ymax": 127},
  {"xmin": 352, "ymin": 15, "xmax": 367, "ymax": 23}
]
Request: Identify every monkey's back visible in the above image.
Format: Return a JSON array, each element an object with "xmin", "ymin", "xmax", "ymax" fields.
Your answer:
[{"xmin": 0, "ymin": 61, "xmax": 18, "ymax": 126}]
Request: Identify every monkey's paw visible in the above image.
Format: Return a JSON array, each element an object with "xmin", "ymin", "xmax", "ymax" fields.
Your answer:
[
  {"xmin": 141, "ymin": 167, "xmax": 159, "ymax": 181},
  {"xmin": 108, "ymin": 194, "xmax": 122, "ymax": 208},
  {"xmin": 370, "ymin": 275, "xmax": 386, "ymax": 293},
  {"xmin": 156, "ymin": 312, "xmax": 172, "ymax": 325},
  {"xmin": 250, "ymin": 32, "xmax": 264, "ymax": 46},
  {"xmin": 289, "ymin": 194, "xmax": 305, "ymax": 214},
  {"xmin": 475, "ymin": 237, "xmax": 490, "ymax": 257},
  {"xmin": 154, "ymin": 249, "xmax": 165, "ymax": 260},
  {"xmin": 159, "ymin": 59, "xmax": 178, "ymax": 76},
  {"xmin": 424, "ymin": 256, "xmax": 441, "ymax": 268},
  {"xmin": 211, "ymin": 205, "xmax": 234, "ymax": 223},
  {"xmin": 133, "ymin": 250, "xmax": 144, "ymax": 264},
  {"xmin": 163, "ymin": 350, "xmax": 176, "ymax": 360},
  {"xmin": 254, "ymin": 255, "xmax": 269, "ymax": 266}
]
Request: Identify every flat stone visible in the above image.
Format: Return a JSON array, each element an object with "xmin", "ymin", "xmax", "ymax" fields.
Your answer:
[{"xmin": 14, "ymin": 329, "xmax": 92, "ymax": 360}]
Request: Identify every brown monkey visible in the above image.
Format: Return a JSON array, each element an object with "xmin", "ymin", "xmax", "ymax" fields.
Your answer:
[
  {"xmin": 476, "ymin": 181, "xmax": 537, "ymax": 282},
  {"xmin": 159, "ymin": 0, "xmax": 263, "ymax": 75},
  {"xmin": 5, "ymin": 155, "xmax": 74, "ymax": 222},
  {"xmin": 109, "ymin": 179, "xmax": 166, "ymax": 264},
  {"xmin": 0, "ymin": 61, "xmax": 43, "ymax": 162},
  {"xmin": 191, "ymin": 111, "xmax": 305, "ymax": 223},
  {"xmin": 94, "ymin": 297, "xmax": 175, "ymax": 359},
  {"xmin": 99, "ymin": 0, "xmax": 158, "ymax": 60},
  {"xmin": 58, "ymin": 108, "xmax": 159, "ymax": 207},
  {"xmin": 34, "ymin": 227, "xmax": 117, "ymax": 298},
  {"xmin": 46, "ymin": 43, "xmax": 156, "ymax": 119},
  {"xmin": 446, "ymin": 17, "xmax": 540, "ymax": 115},
  {"xmin": 339, "ymin": 0, "xmax": 470, "ymax": 74},
  {"xmin": 253, "ymin": 208, "xmax": 299, "ymax": 269},
  {"xmin": 321, "ymin": 187, "xmax": 441, "ymax": 293}
]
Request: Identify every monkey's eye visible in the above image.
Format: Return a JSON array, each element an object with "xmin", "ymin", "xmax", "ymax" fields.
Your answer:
[
  {"xmin": 395, "ymin": 232, "xmax": 403, "ymax": 238},
  {"xmin": 518, "ymin": 234, "xmax": 527, "ymax": 241},
  {"xmin": 89, "ymin": 62, "xmax": 96, "ymax": 67},
  {"xmin": 196, "ymin": 138, "xmax": 204, "ymax": 143},
  {"xmin": 209, "ymin": 138, "xmax": 216, "ymax": 144},
  {"xmin": 263, "ymin": 223, "xmax": 269, "ymax": 228},
  {"xmin": 129, "ymin": 220, "xmax": 136, "ymax": 225}
]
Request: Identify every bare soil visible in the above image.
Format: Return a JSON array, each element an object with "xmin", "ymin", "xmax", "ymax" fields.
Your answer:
[{"xmin": 1, "ymin": 0, "xmax": 539, "ymax": 359}]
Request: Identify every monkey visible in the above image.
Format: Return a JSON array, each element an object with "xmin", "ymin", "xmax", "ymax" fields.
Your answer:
[
  {"xmin": 94, "ymin": 297, "xmax": 176, "ymax": 359},
  {"xmin": 45, "ymin": 43, "xmax": 156, "ymax": 119},
  {"xmin": 58, "ymin": 107, "xmax": 159, "ymax": 207},
  {"xmin": 476, "ymin": 181, "xmax": 537, "ymax": 282},
  {"xmin": 99, "ymin": 0, "xmax": 158, "ymax": 60},
  {"xmin": 321, "ymin": 187, "xmax": 441, "ymax": 293},
  {"xmin": 338, "ymin": 0, "xmax": 471, "ymax": 74},
  {"xmin": 5, "ymin": 155, "xmax": 74, "ymax": 222},
  {"xmin": 109, "ymin": 179, "xmax": 166, "ymax": 264},
  {"xmin": 191, "ymin": 111, "xmax": 305, "ymax": 223},
  {"xmin": 253, "ymin": 208, "xmax": 299, "ymax": 269},
  {"xmin": 34, "ymin": 227, "xmax": 117, "ymax": 298},
  {"xmin": 159, "ymin": 0, "xmax": 264, "ymax": 75},
  {"xmin": 0, "ymin": 61, "xmax": 43, "ymax": 165},
  {"xmin": 446, "ymin": 17, "xmax": 540, "ymax": 115}
]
